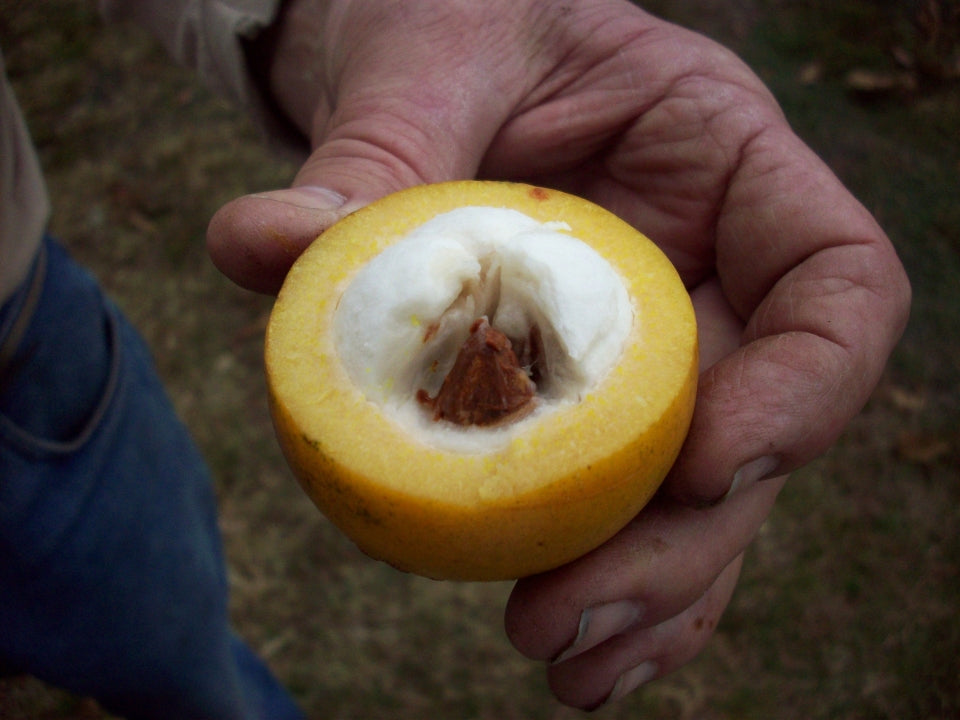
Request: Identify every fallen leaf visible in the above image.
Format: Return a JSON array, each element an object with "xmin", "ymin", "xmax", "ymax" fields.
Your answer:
[
  {"xmin": 845, "ymin": 69, "xmax": 918, "ymax": 94},
  {"xmin": 896, "ymin": 431, "xmax": 953, "ymax": 465},
  {"xmin": 798, "ymin": 60, "xmax": 824, "ymax": 85},
  {"xmin": 887, "ymin": 385, "xmax": 927, "ymax": 414},
  {"xmin": 892, "ymin": 45, "xmax": 916, "ymax": 69}
]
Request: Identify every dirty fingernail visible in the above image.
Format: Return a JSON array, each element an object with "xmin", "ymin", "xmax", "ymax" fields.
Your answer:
[
  {"xmin": 602, "ymin": 660, "xmax": 658, "ymax": 707},
  {"xmin": 552, "ymin": 600, "xmax": 643, "ymax": 665},
  {"xmin": 726, "ymin": 455, "xmax": 779, "ymax": 500}
]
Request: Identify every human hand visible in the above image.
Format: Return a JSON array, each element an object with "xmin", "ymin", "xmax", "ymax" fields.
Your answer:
[{"xmin": 208, "ymin": 0, "xmax": 911, "ymax": 709}]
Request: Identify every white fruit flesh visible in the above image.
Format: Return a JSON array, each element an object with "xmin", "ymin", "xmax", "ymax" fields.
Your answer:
[{"xmin": 333, "ymin": 207, "xmax": 634, "ymax": 452}]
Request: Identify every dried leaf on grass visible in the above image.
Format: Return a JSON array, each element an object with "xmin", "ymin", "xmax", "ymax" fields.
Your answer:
[
  {"xmin": 845, "ymin": 68, "xmax": 919, "ymax": 95},
  {"xmin": 895, "ymin": 430, "xmax": 955, "ymax": 465}
]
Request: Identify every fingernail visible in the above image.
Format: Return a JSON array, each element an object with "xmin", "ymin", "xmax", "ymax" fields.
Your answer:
[
  {"xmin": 602, "ymin": 660, "xmax": 658, "ymax": 707},
  {"xmin": 254, "ymin": 185, "xmax": 347, "ymax": 210},
  {"xmin": 726, "ymin": 455, "xmax": 779, "ymax": 500},
  {"xmin": 552, "ymin": 600, "xmax": 643, "ymax": 664}
]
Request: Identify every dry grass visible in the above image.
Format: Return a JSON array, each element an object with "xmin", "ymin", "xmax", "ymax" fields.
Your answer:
[{"xmin": 1, "ymin": 1, "xmax": 957, "ymax": 718}]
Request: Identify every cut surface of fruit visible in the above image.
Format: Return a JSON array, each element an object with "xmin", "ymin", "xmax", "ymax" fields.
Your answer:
[
  {"xmin": 333, "ymin": 204, "xmax": 634, "ymax": 452},
  {"xmin": 266, "ymin": 181, "xmax": 698, "ymax": 581}
]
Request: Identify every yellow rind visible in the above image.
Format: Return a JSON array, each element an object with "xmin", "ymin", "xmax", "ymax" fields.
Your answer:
[{"xmin": 266, "ymin": 181, "xmax": 698, "ymax": 581}]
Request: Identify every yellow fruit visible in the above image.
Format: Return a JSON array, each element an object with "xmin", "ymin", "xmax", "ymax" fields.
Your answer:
[{"xmin": 266, "ymin": 181, "xmax": 697, "ymax": 581}]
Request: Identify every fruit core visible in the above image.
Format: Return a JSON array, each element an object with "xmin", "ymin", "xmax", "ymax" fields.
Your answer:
[{"xmin": 333, "ymin": 206, "xmax": 634, "ymax": 452}]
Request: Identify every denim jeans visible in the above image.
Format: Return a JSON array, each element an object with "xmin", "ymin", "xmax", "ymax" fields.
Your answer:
[{"xmin": 0, "ymin": 237, "xmax": 304, "ymax": 720}]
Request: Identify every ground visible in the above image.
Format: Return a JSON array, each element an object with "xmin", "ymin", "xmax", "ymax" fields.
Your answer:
[{"xmin": 0, "ymin": 1, "xmax": 957, "ymax": 718}]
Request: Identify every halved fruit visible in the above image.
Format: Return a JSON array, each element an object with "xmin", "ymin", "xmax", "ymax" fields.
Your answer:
[{"xmin": 266, "ymin": 181, "xmax": 697, "ymax": 581}]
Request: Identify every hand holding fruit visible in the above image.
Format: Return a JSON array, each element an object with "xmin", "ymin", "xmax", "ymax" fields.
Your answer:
[{"xmin": 208, "ymin": 0, "xmax": 911, "ymax": 710}]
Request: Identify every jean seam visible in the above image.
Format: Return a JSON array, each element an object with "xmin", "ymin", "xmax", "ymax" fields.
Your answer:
[
  {"xmin": 0, "ymin": 302, "xmax": 124, "ymax": 458},
  {"xmin": 0, "ymin": 243, "xmax": 48, "ymax": 388}
]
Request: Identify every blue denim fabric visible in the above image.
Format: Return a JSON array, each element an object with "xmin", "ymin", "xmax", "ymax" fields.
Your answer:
[{"xmin": 0, "ymin": 237, "xmax": 304, "ymax": 720}]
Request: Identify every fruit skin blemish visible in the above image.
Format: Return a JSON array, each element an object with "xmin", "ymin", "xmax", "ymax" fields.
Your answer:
[{"xmin": 266, "ymin": 181, "xmax": 698, "ymax": 581}]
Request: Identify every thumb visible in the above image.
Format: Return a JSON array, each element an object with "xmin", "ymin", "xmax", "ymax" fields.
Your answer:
[
  {"xmin": 206, "ymin": 95, "xmax": 490, "ymax": 294},
  {"xmin": 206, "ymin": 5, "xmax": 525, "ymax": 294},
  {"xmin": 206, "ymin": 185, "xmax": 350, "ymax": 295}
]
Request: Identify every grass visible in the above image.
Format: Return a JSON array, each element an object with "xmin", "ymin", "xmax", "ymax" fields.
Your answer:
[{"xmin": 1, "ymin": 1, "xmax": 958, "ymax": 718}]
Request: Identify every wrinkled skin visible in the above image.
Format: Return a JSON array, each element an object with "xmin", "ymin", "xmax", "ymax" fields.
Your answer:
[{"xmin": 208, "ymin": 0, "xmax": 911, "ymax": 710}]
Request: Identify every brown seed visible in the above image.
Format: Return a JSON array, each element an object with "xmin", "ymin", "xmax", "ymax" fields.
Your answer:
[{"xmin": 419, "ymin": 317, "xmax": 536, "ymax": 426}]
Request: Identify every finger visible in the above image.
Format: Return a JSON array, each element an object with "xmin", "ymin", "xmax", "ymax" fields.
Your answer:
[
  {"xmin": 666, "ymin": 128, "xmax": 911, "ymax": 504},
  {"xmin": 503, "ymin": 278, "xmax": 762, "ymax": 706},
  {"xmin": 546, "ymin": 554, "xmax": 743, "ymax": 710},
  {"xmin": 505, "ymin": 476, "xmax": 783, "ymax": 663},
  {"xmin": 689, "ymin": 276, "xmax": 745, "ymax": 371}
]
